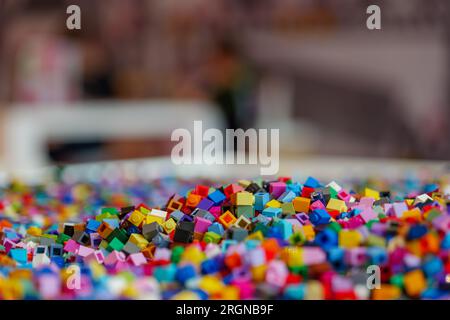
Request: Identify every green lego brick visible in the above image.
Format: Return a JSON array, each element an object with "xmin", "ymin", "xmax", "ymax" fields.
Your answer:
[
  {"xmin": 390, "ymin": 274, "xmax": 404, "ymax": 289},
  {"xmin": 281, "ymin": 202, "xmax": 295, "ymax": 216},
  {"xmin": 203, "ymin": 231, "xmax": 222, "ymax": 244},
  {"xmin": 101, "ymin": 207, "xmax": 120, "ymax": 215},
  {"xmin": 57, "ymin": 233, "xmax": 71, "ymax": 244},
  {"xmin": 171, "ymin": 246, "xmax": 184, "ymax": 263},
  {"xmin": 236, "ymin": 205, "xmax": 255, "ymax": 218},
  {"xmin": 107, "ymin": 237, "xmax": 124, "ymax": 251},
  {"xmin": 96, "ymin": 212, "xmax": 112, "ymax": 222},
  {"xmin": 289, "ymin": 232, "xmax": 306, "ymax": 246},
  {"xmin": 328, "ymin": 221, "xmax": 342, "ymax": 233},
  {"xmin": 106, "ymin": 228, "xmax": 129, "ymax": 244}
]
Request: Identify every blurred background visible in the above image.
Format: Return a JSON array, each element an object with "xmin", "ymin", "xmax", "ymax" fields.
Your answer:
[{"xmin": 0, "ymin": 0, "xmax": 449, "ymax": 178}]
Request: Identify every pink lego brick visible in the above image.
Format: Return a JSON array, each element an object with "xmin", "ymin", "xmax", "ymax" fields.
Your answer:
[
  {"xmin": 38, "ymin": 274, "xmax": 61, "ymax": 299},
  {"xmin": 359, "ymin": 208, "xmax": 378, "ymax": 223},
  {"xmin": 77, "ymin": 245, "xmax": 95, "ymax": 258},
  {"xmin": 303, "ymin": 247, "xmax": 326, "ymax": 266},
  {"xmin": 332, "ymin": 275, "xmax": 354, "ymax": 292},
  {"xmin": 347, "ymin": 216, "xmax": 364, "ymax": 229},
  {"xmin": 111, "ymin": 260, "xmax": 129, "ymax": 272},
  {"xmin": 359, "ymin": 197, "xmax": 375, "ymax": 208},
  {"xmin": 153, "ymin": 247, "xmax": 171, "ymax": 261},
  {"xmin": 310, "ymin": 200, "xmax": 325, "ymax": 210},
  {"xmin": 84, "ymin": 250, "xmax": 105, "ymax": 264},
  {"xmin": 337, "ymin": 190, "xmax": 351, "ymax": 202},
  {"xmin": 127, "ymin": 253, "xmax": 147, "ymax": 266},
  {"xmin": 393, "ymin": 202, "xmax": 408, "ymax": 218},
  {"xmin": 194, "ymin": 217, "xmax": 212, "ymax": 233},
  {"xmin": 3, "ymin": 238, "xmax": 16, "ymax": 253},
  {"xmin": 63, "ymin": 239, "xmax": 80, "ymax": 253},
  {"xmin": 432, "ymin": 215, "xmax": 450, "ymax": 232},
  {"xmin": 265, "ymin": 260, "xmax": 288, "ymax": 287},
  {"xmin": 248, "ymin": 247, "xmax": 266, "ymax": 267},
  {"xmin": 104, "ymin": 250, "xmax": 126, "ymax": 266},
  {"xmin": 269, "ymin": 182, "xmax": 286, "ymax": 198},
  {"xmin": 232, "ymin": 279, "xmax": 255, "ymax": 299},
  {"xmin": 345, "ymin": 248, "xmax": 367, "ymax": 267},
  {"xmin": 209, "ymin": 206, "xmax": 221, "ymax": 217}
]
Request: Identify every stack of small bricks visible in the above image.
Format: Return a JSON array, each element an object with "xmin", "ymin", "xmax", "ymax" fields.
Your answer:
[{"xmin": 0, "ymin": 175, "xmax": 449, "ymax": 299}]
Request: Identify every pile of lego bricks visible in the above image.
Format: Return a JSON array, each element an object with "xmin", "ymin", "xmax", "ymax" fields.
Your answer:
[{"xmin": 0, "ymin": 175, "xmax": 449, "ymax": 300}]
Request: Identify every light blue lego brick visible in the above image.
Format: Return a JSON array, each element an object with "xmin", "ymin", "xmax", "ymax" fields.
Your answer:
[
  {"xmin": 254, "ymin": 192, "xmax": 270, "ymax": 211},
  {"xmin": 10, "ymin": 248, "xmax": 28, "ymax": 264},
  {"xmin": 103, "ymin": 219, "xmax": 120, "ymax": 229},
  {"xmin": 208, "ymin": 222, "xmax": 225, "ymax": 236},
  {"xmin": 262, "ymin": 207, "xmax": 282, "ymax": 218},
  {"xmin": 278, "ymin": 190, "xmax": 296, "ymax": 203},
  {"xmin": 304, "ymin": 176, "xmax": 321, "ymax": 188}
]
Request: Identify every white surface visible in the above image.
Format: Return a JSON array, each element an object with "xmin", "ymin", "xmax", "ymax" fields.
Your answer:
[{"xmin": 2, "ymin": 100, "xmax": 224, "ymax": 175}]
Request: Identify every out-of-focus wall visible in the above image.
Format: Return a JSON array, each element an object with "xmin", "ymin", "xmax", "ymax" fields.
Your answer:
[{"xmin": 0, "ymin": 0, "xmax": 449, "ymax": 169}]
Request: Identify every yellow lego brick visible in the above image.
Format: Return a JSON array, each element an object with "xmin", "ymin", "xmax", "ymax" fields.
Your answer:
[
  {"xmin": 302, "ymin": 225, "xmax": 315, "ymax": 241},
  {"xmin": 163, "ymin": 218, "xmax": 177, "ymax": 233},
  {"xmin": 326, "ymin": 198, "xmax": 347, "ymax": 213},
  {"xmin": 122, "ymin": 284, "xmax": 139, "ymax": 299},
  {"xmin": 405, "ymin": 199, "xmax": 414, "ymax": 206},
  {"xmin": 218, "ymin": 210, "xmax": 237, "ymax": 228},
  {"xmin": 172, "ymin": 290, "xmax": 201, "ymax": 300},
  {"xmin": 401, "ymin": 208, "xmax": 421, "ymax": 220},
  {"xmin": 145, "ymin": 215, "xmax": 165, "ymax": 226},
  {"xmin": 88, "ymin": 260, "xmax": 107, "ymax": 279},
  {"xmin": 27, "ymin": 226, "xmax": 42, "ymax": 237},
  {"xmin": 246, "ymin": 230, "xmax": 264, "ymax": 242},
  {"xmin": 129, "ymin": 233, "xmax": 149, "ymax": 249},
  {"xmin": 231, "ymin": 191, "xmax": 255, "ymax": 206},
  {"xmin": 364, "ymin": 188, "xmax": 380, "ymax": 200},
  {"xmin": 251, "ymin": 265, "xmax": 267, "ymax": 282},
  {"xmin": 198, "ymin": 275, "xmax": 224, "ymax": 295},
  {"xmin": 305, "ymin": 281, "xmax": 324, "ymax": 300},
  {"xmin": 404, "ymin": 270, "xmax": 426, "ymax": 297},
  {"xmin": 0, "ymin": 279, "xmax": 23, "ymax": 300},
  {"xmin": 338, "ymin": 230, "xmax": 362, "ymax": 248},
  {"xmin": 372, "ymin": 284, "xmax": 401, "ymax": 300},
  {"xmin": 221, "ymin": 285, "xmax": 240, "ymax": 300},
  {"xmin": 238, "ymin": 180, "xmax": 252, "ymax": 188},
  {"xmin": 128, "ymin": 210, "xmax": 146, "ymax": 226},
  {"xmin": 281, "ymin": 247, "xmax": 303, "ymax": 268},
  {"xmin": 293, "ymin": 197, "xmax": 310, "ymax": 212},
  {"xmin": 265, "ymin": 199, "xmax": 281, "ymax": 208},
  {"xmin": 181, "ymin": 245, "xmax": 205, "ymax": 266}
]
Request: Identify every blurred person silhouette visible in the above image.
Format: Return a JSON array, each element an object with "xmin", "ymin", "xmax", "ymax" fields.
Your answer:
[{"xmin": 204, "ymin": 38, "xmax": 256, "ymax": 131}]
